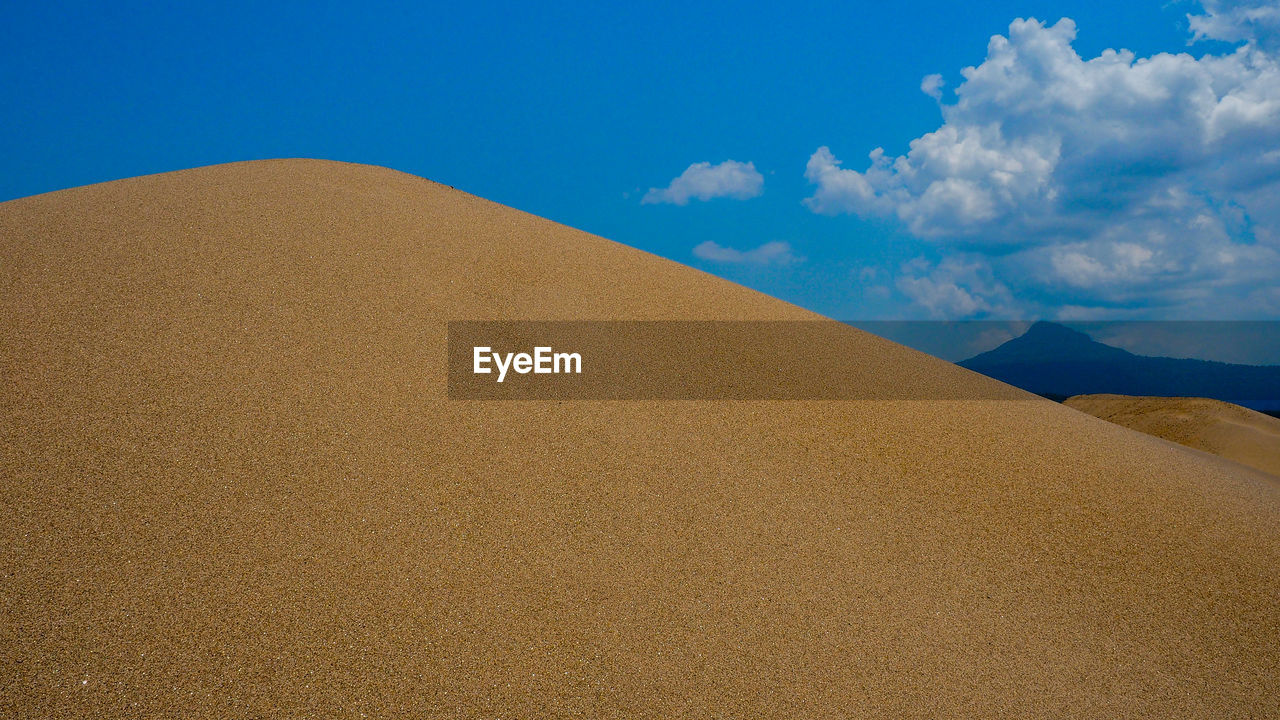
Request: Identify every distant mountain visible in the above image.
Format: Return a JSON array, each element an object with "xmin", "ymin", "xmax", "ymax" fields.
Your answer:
[{"xmin": 958, "ymin": 321, "xmax": 1280, "ymax": 410}]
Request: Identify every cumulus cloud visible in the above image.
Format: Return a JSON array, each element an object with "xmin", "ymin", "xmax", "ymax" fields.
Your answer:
[
  {"xmin": 643, "ymin": 160, "xmax": 764, "ymax": 205},
  {"xmin": 920, "ymin": 73, "xmax": 945, "ymax": 100},
  {"xmin": 1049, "ymin": 242, "xmax": 1155, "ymax": 289},
  {"xmin": 804, "ymin": 9, "xmax": 1280, "ymax": 317},
  {"xmin": 692, "ymin": 240, "xmax": 802, "ymax": 266},
  {"xmin": 895, "ymin": 257, "xmax": 1014, "ymax": 318},
  {"xmin": 1190, "ymin": 0, "xmax": 1280, "ymax": 52}
]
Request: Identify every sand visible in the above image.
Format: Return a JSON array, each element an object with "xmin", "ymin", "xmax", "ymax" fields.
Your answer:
[
  {"xmin": 1066, "ymin": 394, "xmax": 1280, "ymax": 478},
  {"xmin": 2, "ymin": 159, "xmax": 1278, "ymax": 718}
]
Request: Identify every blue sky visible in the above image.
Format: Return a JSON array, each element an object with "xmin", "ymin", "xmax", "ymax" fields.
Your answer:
[{"xmin": 3, "ymin": 1, "xmax": 1278, "ymax": 320}]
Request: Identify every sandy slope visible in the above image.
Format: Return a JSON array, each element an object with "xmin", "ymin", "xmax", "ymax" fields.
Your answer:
[
  {"xmin": 2, "ymin": 160, "xmax": 1278, "ymax": 718},
  {"xmin": 1066, "ymin": 394, "xmax": 1280, "ymax": 477}
]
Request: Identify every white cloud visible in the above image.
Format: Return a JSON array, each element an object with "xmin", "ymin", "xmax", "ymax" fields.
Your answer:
[
  {"xmin": 803, "ymin": 147, "xmax": 885, "ymax": 217},
  {"xmin": 895, "ymin": 257, "xmax": 1014, "ymax": 318},
  {"xmin": 921, "ymin": 73, "xmax": 945, "ymax": 100},
  {"xmin": 805, "ymin": 9, "xmax": 1280, "ymax": 317},
  {"xmin": 692, "ymin": 240, "xmax": 802, "ymax": 266},
  {"xmin": 1049, "ymin": 242, "xmax": 1155, "ymax": 288},
  {"xmin": 1190, "ymin": 0, "xmax": 1280, "ymax": 52},
  {"xmin": 643, "ymin": 160, "xmax": 764, "ymax": 205}
]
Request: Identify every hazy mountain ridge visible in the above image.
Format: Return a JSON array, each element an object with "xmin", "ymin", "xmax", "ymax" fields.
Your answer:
[{"xmin": 960, "ymin": 321, "xmax": 1280, "ymax": 410}]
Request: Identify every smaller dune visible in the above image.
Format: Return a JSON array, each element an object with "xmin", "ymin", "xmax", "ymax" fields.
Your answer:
[{"xmin": 1065, "ymin": 394, "xmax": 1280, "ymax": 477}]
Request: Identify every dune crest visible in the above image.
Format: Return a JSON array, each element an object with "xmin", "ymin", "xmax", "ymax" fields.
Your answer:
[
  {"xmin": 2, "ymin": 160, "xmax": 1278, "ymax": 718},
  {"xmin": 1066, "ymin": 394, "xmax": 1280, "ymax": 477}
]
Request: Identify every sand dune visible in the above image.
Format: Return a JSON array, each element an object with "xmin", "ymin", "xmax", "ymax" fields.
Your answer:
[
  {"xmin": 2, "ymin": 160, "xmax": 1278, "ymax": 718},
  {"xmin": 1066, "ymin": 394, "xmax": 1280, "ymax": 478}
]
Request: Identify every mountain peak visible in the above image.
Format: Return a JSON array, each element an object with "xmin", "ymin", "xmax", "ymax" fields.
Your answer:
[
  {"xmin": 1022, "ymin": 320, "xmax": 1095, "ymax": 344},
  {"xmin": 962, "ymin": 321, "xmax": 1132, "ymax": 365}
]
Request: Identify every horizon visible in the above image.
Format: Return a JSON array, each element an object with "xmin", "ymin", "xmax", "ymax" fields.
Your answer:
[{"xmin": 847, "ymin": 319, "xmax": 1280, "ymax": 365}]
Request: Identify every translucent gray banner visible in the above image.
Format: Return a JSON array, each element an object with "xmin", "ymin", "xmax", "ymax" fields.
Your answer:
[
  {"xmin": 449, "ymin": 320, "xmax": 1019, "ymax": 401},
  {"xmin": 448, "ymin": 321, "xmax": 1280, "ymax": 405}
]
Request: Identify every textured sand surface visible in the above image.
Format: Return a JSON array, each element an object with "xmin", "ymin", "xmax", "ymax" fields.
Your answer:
[
  {"xmin": 2, "ymin": 160, "xmax": 1279, "ymax": 718},
  {"xmin": 1066, "ymin": 394, "xmax": 1280, "ymax": 478}
]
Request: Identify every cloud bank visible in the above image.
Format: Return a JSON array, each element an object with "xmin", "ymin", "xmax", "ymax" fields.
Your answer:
[
  {"xmin": 644, "ymin": 160, "xmax": 764, "ymax": 205},
  {"xmin": 692, "ymin": 240, "xmax": 801, "ymax": 266},
  {"xmin": 807, "ymin": 6, "xmax": 1280, "ymax": 318}
]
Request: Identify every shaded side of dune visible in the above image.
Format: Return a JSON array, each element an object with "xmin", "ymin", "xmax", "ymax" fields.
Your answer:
[{"xmin": 2, "ymin": 160, "xmax": 1278, "ymax": 719}]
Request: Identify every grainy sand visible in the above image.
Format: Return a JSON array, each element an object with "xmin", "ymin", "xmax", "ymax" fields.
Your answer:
[
  {"xmin": 1066, "ymin": 394, "xmax": 1280, "ymax": 478},
  {"xmin": 2, "ymin": 160, "xmax": 1278, "ymax": 718}
]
